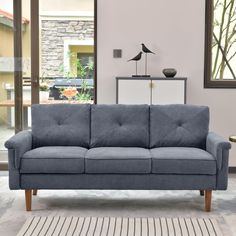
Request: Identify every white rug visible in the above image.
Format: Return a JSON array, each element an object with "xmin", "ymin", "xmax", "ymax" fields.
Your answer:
[{"xmin": 17, "ymin": 216, "xmax": 222, "ymax": 236}]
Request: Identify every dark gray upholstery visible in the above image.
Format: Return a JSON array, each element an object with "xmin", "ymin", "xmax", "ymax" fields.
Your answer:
[
  {"xmin": 85, "ymin": 147, "xmax": 151, "ymax": 174},
  {"xmin": 206, "ymin": 132, "xmax": 231, "ymax": 169},
  {"xmin": 21, "ymin": 174, "xmax": 216, "ymax": 190},
  {"xmin": 151, "ymin": 147, "xmax": 216, "ymax": 175},
  {"xmin": 8, "ymin": 149, "xmax": 20, "ymax": 189},
  {"xmin": 5, "ymin": 130, "xmax": 32, "ymax": 169},
  {"xmin": 32, "ymin": 104, "xmax": 90, "ymax": 148},
  {"xmin": 216, "ymin": 150, "xmax": 229, "ymax": 190},
  {"xmin": 90, "ymin": 105, "xmax": 149, "ymax": 148},
  {"xmin": 21, "ymin": 146, "xmax": 87, "ymax": 174},
  {"xmin": 150, "ymin": 105, "xmax": 209, "ymax": 148},
  {"xmin": 4, "ymin": 104, "xmax": 231, "ymax": 195},
  {"xmin": 206, "ymin": 132, "xmax": 232, "ymax": 190}
]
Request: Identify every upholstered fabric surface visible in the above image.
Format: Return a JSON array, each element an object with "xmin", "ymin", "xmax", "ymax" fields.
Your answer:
[
  {"xmin": 31, "ymin": 104, "xmax": 90, "ymax": 148},
  {"xmin": 85, "ymin": 147, "xmax": 151, "ymax": 174},
  {"xmin": 4, "ymin": 104, "xmax": 231, "ymax": 191},
  {"xmin": 150, "ymin": 105, "xmax": 209, "ymax": 148},
  {"xmin": 20, "ymin": 174, "xmax": 216, "ymax": 190},
  {"xmin": 90, "ymin": 105, "xmax": 149, "ymax": 148},
  {"xmin": 206, "ymin": 132, "xmax": 231, "ymax": 170},
  {"xmin": 5, "ymin": 130, "xmax": 32, "ymax": 169},
  {"xmin": 21, "ymin": 146, "xmax": 87, "ymax": 174},
  {"xmin": 150, "ymin": 147, "xmax": 216, "ymax": 175},
  {"xmin": 216, "ymin": 150, "xmax": 229, "ymax": 190},
  {"xmin": 8, "ymin": 149, "xmax": 20, "ymax": 189}
]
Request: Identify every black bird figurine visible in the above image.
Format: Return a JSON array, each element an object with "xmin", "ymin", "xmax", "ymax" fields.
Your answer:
[
  {"xmin": 141, "ymin": 43, "xmax": 155, "ymax": 76},
  {"xmin": 141, "ymin": 43, "xmax": 155, "ymax": 54},
  {"xmin": 128, "ymin": 52, "xmax": 143, "ymax": 76},
  {"xmin": 128, "ymin": 51, "xmax": 143, "ymax": 61}
]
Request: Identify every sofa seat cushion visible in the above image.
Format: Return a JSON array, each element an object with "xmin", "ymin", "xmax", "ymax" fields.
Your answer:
[
  {"xmin": 21, "ymin": 146, "xmax": 87, "ymax": 174},
  {"xmin": 150, "ymin": 147, "xmax": 216, "ymax": 175},
  {"xmin": 85, "ymin": 147, "xmax": 151, "ymax": 174}
]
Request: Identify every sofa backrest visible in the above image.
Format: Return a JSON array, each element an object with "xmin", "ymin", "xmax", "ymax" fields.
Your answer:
[
  {"xmin": 90, "ymin": 104, "xmax": 149, "ymax": 148},
  {"xmin": 150, "ymin": 105, "xmax": 209, "ymax": 148},
  {"xmin": 31, "ymin": 104, "xmax": 209, "ymax": 149},
  {"xmin": 31, "ymin": 104, "xmax": 90, "ymax": 148}
]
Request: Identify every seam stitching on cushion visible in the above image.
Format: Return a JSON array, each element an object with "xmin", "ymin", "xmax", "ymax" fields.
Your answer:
[
  {"xmin": 86, "ymin": 158, "xmax": 151, "ymax": 161},
  {"xmin": 22, "ymin": 157, "xmax": 84, "ymax": 159},
  {"xmin": 152, "ymin": 159, "xmax": 215, "ymax": 161}
]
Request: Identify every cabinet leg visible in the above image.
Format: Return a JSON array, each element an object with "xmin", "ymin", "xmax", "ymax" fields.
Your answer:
[
  {"xmin": 25, "ymin": 190, "xmax": 32, "ymax": 211},
  {"xmin": 33, "ymin": 189, "xmax": 38, "ymax": 196},
  {"xmin": 205, "ymin": 190, "xmax": 212, "ymax": 212}
]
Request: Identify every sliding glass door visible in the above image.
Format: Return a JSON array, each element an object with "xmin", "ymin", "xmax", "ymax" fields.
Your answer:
[
  {"xmin": 0, "ymin": 0, "xmax": 31, "ymax": 157},
  {"xmin": 0, "ymin": 0, "xmax": 95, "ymax": 163},
  {"xmin": 0, "ymin": 1, "xmax": 15, "ymax": 155},
  {"xmin": 37, "ymin": 0, "xmax": 95, "ymax": 105}
]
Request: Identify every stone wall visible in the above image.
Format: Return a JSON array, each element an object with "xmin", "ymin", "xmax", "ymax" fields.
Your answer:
[{"xmin": 41, "ymin": 20, "xmax": 94, "ymax": 77}]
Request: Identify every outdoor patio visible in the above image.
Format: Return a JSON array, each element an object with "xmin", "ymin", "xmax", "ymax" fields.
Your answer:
[{"xmin": 0, "ymin": 125, "xmax": 14, "ymax": 153}]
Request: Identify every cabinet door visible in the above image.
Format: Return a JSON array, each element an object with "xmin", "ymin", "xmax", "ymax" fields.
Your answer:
[
  {"xmin": 152, "ymin": 80, "xmax": 185, "ymax": 105},
  {"xmin": 118, "ymin": 79, "xmax": 151, "ymax": 104}
]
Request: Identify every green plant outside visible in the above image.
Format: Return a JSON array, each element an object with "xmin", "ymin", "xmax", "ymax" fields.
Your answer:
[{"xmin": 59, "ymin": 51, "xmax": 94, "ymax": 101}]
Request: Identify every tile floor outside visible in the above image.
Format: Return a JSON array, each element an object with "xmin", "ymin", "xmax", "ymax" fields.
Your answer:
[{"xmin": 0, "ymin": 126, "xmax": 14, "ymax": 161}]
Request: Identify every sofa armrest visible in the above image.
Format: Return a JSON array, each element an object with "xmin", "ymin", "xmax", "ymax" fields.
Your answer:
[
  {"xmin": 206, "ymin": 132, "xmax": 231, "ymax": 170},
  {"xmin": 5, "ymin": 130, "xmax": 32, "ymax": 169}
]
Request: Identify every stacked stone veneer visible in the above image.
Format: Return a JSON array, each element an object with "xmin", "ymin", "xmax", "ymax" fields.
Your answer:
[{"xmin": 41, "ymin": 20, "xmax": 94, "ymax": 77}]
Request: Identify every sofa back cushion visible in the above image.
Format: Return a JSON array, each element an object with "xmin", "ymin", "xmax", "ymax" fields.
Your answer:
[
  {"xmin": 150, "ymin": 105, "xmax": 209, "ymax": 148},
  {"xmin": 90, "ymin": 105, "xmax": 149, "ymax": 148},
  {"xmin": 32, "ymin": 104, "xmax": 90, "ymax": 148}
]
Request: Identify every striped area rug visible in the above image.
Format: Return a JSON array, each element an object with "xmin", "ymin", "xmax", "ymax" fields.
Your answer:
[{"xmin": 17, "ymin": 217, "xmax": 223, "ymax": 236}]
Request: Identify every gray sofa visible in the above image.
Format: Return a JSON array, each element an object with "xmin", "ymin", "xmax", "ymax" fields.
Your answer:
[{"xmin": 5, "ymin": 104, "xmax": 231, "ymax": 212}]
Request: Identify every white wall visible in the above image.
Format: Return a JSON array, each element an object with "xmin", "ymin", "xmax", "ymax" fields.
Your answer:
[
  {"xmin": 40, "ymin": 0, "xmax": 94, "ymax": 12},
  {"xmin": 0, "ymin": 0, "xmax": 12, "ymax": 13},
  {"xmin": 97, "ymin": 0, "xmax": 236, "ymax": 166}
]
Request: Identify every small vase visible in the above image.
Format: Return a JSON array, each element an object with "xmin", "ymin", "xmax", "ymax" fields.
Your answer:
[{"xmin": 162, "ymin": 68, "xmax": 177, "ymax": 78}]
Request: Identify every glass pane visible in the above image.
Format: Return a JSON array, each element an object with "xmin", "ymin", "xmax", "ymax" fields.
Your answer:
[
  {"xmin": 0, "ymin": 0, "xmax": 15, "ymax": 155},
  {"xmin": 39, "ymin": 0, "xmax": 95, "ymax": 104},
  {"xmin": 212, "ymin": 0, "xmax": 236, "ymax": 80}
]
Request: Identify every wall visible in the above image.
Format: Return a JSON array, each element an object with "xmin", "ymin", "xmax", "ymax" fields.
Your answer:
[
  {"xmin": 70, "ymin": 45, "xmax": 93, "ymax": 76},
  {"xmin": 0, "ymin": 0, "xmax": 12, "ymax": 13},
  {"xmin": 40, "ymin": 0, "xmax": 93, "ymax": 12},
  {"xmin": 97, "ymin": 0, "xmax": 236, "ymax": 166},
  {"xmin": 41, "ymin": 20, "xmax": 94, "ymax": 77}
]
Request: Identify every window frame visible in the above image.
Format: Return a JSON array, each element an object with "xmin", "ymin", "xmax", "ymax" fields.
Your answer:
[{"xmin": 204, "ymin": 0, "xmax": 236, "ymax": 88}]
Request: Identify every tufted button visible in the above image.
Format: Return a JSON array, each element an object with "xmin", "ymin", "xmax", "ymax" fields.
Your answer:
[{"xmin": 177, "ymin": 121, "xmax": 182, "ymax": 127}]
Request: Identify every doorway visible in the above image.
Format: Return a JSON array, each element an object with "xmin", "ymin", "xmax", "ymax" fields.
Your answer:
[{"xmin": 0, "ymin": 0, "xmax": 96, "ymax": 165}]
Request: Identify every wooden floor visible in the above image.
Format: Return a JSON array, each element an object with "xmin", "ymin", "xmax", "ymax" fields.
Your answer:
[{"xmin": 17, "ymin": 216, "xmax": 222, "ymax": 236}]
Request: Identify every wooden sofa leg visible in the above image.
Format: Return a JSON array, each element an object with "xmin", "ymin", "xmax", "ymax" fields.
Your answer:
[
  {"xmin": 205, "ymin": 190, "xmax": 212, "ymax": 212},
  {"xmin": 200, "ymin": 190, "xmax": 204, "ymax": 196},
  {"xmin": 25, "ymin": 190, "xmax": 32, "ymax": 211},
  {"xmin": 33, "ymin": 189, "xmax": 38, "ymax": 196}
]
